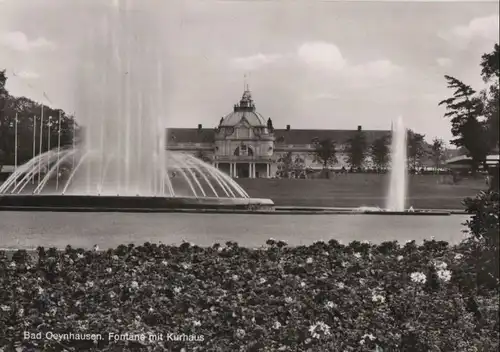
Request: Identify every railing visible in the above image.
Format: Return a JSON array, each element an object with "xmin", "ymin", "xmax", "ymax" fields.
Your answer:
[{"xmin": 213, "ymin": 155, "xmax": 275, "ymax": 162}]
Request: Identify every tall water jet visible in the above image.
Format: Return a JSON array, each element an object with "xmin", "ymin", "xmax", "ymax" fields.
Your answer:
[
  {"xmin": 0, "ymin": 0, "xmax": 272, "ymax": 209},
  {"xmin": 386, "ymin": 116, "xmax": 407, "ymax": 211}
]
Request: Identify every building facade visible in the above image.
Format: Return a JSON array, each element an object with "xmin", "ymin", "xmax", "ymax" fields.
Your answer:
[{"xmin": 166, "ymin": 88, "xmax": 390, "ymax": 178}]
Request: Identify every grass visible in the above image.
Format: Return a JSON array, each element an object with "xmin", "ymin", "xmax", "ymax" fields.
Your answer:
[{"xmin": 237, "ymin": 175, "xmax": 485, "ymax": 209}]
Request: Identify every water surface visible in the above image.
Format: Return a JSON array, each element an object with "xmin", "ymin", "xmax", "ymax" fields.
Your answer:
[{"xmin": 0, "ymin": 212, "xmax": 470, "ymax": 249}]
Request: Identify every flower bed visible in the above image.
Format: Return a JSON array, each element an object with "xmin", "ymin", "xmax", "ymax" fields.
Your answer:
[{"xmin": 1, "ymin": 240, "xmax": 498, "ymax": 352}]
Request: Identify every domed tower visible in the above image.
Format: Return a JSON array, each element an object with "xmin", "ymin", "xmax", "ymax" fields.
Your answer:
[{"xmin": 214, "ymin": 85, "xmax": 275, "ymax": 178}]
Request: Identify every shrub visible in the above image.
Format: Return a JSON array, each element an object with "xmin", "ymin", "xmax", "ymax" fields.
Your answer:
[
  {"xmin": 0, "ymin": 240, "xmax": 498, "ymax": 351},
  {"xmin": 462, "ymin": 190, "xmax": 499, "ymax": 289}
]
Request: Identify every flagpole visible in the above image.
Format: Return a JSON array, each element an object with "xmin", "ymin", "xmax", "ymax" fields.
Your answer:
[
  {"xmin": 32, "ymin": 115, "xmax": 36, "ymax": 184},
  {"xmin": 56, "ymin": 111, "xmax": 62, "ymax": 191},
  {"xmin": 14, "ymin": 113, "xmax": 18, "ymax": 188},
  {"xmin": 38, "ymin": 105, "xmax": 44, "ymax": 185},
  {"xmin": 72, "ymin": 114, "xmax": 76, "ymax": 171},
  {"xmin": 47, "ymin": 116, "xmax": 52, "ymax": 176}
]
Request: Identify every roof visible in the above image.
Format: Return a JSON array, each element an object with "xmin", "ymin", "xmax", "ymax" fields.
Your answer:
[
  {"xmin": 220, "ymin": 110, "xmax": 267, "ymax": 127},
  {"xmin": 167, "ymin": 128, "xmax": 215, "ymax": 144},
  {"xmin": 220, "ymin": 89, "xmax": 267, "ymax": 127},
  {"xmin": 272, "ymin": 129, "xmax": 390, "ymax": 145},
  {"xmin": 167, "ymin": 127, "xmax": 390, "ymax": 145}
]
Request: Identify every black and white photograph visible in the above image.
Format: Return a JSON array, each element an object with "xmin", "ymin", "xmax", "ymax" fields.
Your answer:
[{"xmin": 0, "ymin": 0, "xmax": 498, "ymax": 350}]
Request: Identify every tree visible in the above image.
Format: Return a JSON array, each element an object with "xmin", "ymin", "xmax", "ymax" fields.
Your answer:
[
  {"xmin": 277, "ymin": 152, "xmax": 305, "ymax": 178},
  {"xmin": 369, "ymin": 135, "xmax": 391, "ymax": 172},
  {"xmin": 312, "ymin": 138, "xmax": 337, "ymax": 169},
  {"xmin": 407, "ymin": 130, "xmax": 427, "ymax": 171},
  {"xmin": 344, "ymin": 130, "xmax": 367, "ymax": 170},
  {"xmin": 480, "ymin": 44, "xmax": 500, "ymax": 190},
  {"xmin": 430, "ymin": 138, "xmax": 446, "ymax": 172},
  {"xmin": 439, "ymin": 75, "xmax": 490, "ymax": 173},
  {"xmin": 480, "ymin": 44, "xmax": 499, "ymax": 153}
]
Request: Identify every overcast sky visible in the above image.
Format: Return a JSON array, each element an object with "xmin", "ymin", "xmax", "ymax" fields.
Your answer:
[{"xmin": 1, "ymin": 0, "xmax": 498, "ymax": 144}]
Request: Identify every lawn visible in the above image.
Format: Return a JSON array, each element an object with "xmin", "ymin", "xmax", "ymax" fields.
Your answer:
[{"xmin": 237, "ymin": 175, "xmax": 485, "ymax": 209}]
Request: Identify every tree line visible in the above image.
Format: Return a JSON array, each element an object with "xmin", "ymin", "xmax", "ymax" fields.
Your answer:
[
  {"xmin": 0, "ymin": 70, "xmax": 77, "ymax": 171},
  {"xmin": 276, "ymin": 129, "xmax": 444, "ymax": 178}
]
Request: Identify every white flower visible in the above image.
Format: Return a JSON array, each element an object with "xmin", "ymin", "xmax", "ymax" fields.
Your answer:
[
  {"xmin": 181, "ymin": 263, "xmax": 191, "ymax": 269},
  {"xmin": 235, "ymin": 328, "xmax": 246, "ymax": 338},
  {"xmin": 18, "ymin": 308, "xmax": 24, "ymax": 317},
  {"xmin": 86, "ymin": 281, "xmax": 94, "ymax": 288},
  {"xmin": 259, "ymin": 277, "xmax": 267, "ymax": 284},
  {"xmin": 77, "ymin": 253, "xmax": 84, "ymax": 259},
  {"xmin": 300, "ymin": 282, "xmax": 306, "ymax": 288},
  {"xmin": 306, "ymin": 257, "xmax": 313, "ymax": 264},
  {"xmin": 161, "ymin": 260, "xmax": 168, "ymax": 266},
  {"xmin": 106, "ymin": 268, "xmax": 112, "ymax": 273},
  {"xmin": 109, "ymin": 291, "xmax": 116, "ymax": 299},
  {"xmin": 325, "ymin": 301, "xmax": 336, "ymax": 309},
  {"xmin": 410, "ymin": 272, "xmax": 427, "ymax": 284},
  {"xmin": 359, "ymin": 278, "xmax": 366, "ymax": 285},
  {"xmin": 130, "ymin": 281, "xmax": 139, "ymax": 289},
  {"xmin": 285, "ymin": 296, "xmax": 293, "ymax": 304},
  {"xmin": 9, "ymin": 262, "xmax": 16, "ymax": 268},
  {"xmin": 112, "ymin": 255, "xmax": 119, "ymax": 260},
  {"xmin": 433, "ymin": 261, "xmax": 448, "ymax": 270},
  {"xmin": 437, "ymin": 269, "xmax": 452, "ymax": 282},
  {"xmin": 16, "ymin": 287, "xmax": 25, "ymax": 294},
  {"xmin": 341, "ymin": 261, "xmax": 348, "ymax": 267},
  {"xmin": 309, "ymin": 321, "xmax": 331, "ymax": 339},
  {"xmin": 323, "ymin": 251, "xmax": 329, "ymax": 256},
  {"xmin": 397, "ymin": 255, "xmax": 404, "ymax": 261},
  {"xmin": 1, "ymin": 305, "xmax": 10, "ymax": 311},
  {"xmin": 454, "ymin": 253, "xmax": 464, "ymax": 260},
  {"xmin": 360, "ymin": 333, "xmax": 376, "ymax": 345},
  {"xmin": 273, "ymin": 321, "xmax": 282, "ymax": 330},
  {"xmin": 354, "ymin": 252, "xmax": 362, "ymax": 259},
  {"xmin": 193, "ymin": 320, "xmax": 201, "ymax": 327},
  {"xmin": 148, "ymin": 307, "xmax": 154, "ymax": 313},
  {"xmin": 372, "ymin": 293, "xmax": 386, "ymax": 303},
  {"xmin": 305, "ymin": 338, "xmax": 312, "ymax": 344},
  {"xmin": 174, "ymin": 286, "xmax": 182, "ymax": 293},
  {"xmin": 232, "ymin": 274, "xmax": 239, "ymax": 281}
]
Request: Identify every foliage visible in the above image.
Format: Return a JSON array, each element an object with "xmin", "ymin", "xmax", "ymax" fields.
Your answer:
[
  {"xmin": 462, "ymin": 190, "xmax": 499, "ymax": 289},
  {"xmin": 430, "ymin": 138, "xmax": 446, "ymax": 171},
  {"xmin": 406, "ymin": 130, "xmax": 427, "ymax": 170},
  {"xmin": 480, "ymin": 44, "xmax": 500, "ymax": 153},
  {"xmin": 0, "ymin": 70, "xmax": 76, "ymax": 169},
  {"xmin": 0, "ymin": 240, "xmax": 498, "ymax": 351},
  {"xmin": 369, "ymin": 135, "xmax": 391, "ymax": 172},
  {"xmin": 312, "ymin": 138, "xmax": 337, "ymax": 169},
  {"xmin": 344, "ymin": 130, "xmax": 368, "ymax": 169},
  {"xmin": 277, "ymin": 152, "xmax": 305, "ymax": 178},
  {"xmin": 439, "ymin": 75, "xmax": 491, "ymax": 172}
]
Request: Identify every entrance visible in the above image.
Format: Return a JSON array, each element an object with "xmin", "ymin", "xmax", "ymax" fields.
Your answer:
[{"xmin": 236, "ymin": 164, "xmax": 249, "ymax": 178}]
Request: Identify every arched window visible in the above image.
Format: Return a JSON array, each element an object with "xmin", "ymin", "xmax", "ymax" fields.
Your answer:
[{"xmin": 234, "ymin": 145, "xmax": 254, "ymax": 156}]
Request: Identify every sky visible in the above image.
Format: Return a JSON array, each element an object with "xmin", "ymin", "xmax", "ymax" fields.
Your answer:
[{"xmin": 0, "ymin": 0, "xmax": 499, "ymax": 144}]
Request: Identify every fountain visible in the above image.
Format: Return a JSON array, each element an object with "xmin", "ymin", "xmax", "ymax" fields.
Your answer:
[
  {"xmin": 386, "ymin": 116, "xmax": 407, "ymax": 212},
  {"xmin": 0, "ymin": 1, "xmax": 273, "ymax": 212}
]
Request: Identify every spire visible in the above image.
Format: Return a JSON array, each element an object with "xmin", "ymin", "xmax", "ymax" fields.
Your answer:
[{"xmin": 244, "ymin": 73, "xmax": 250, "ymax": 92}]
